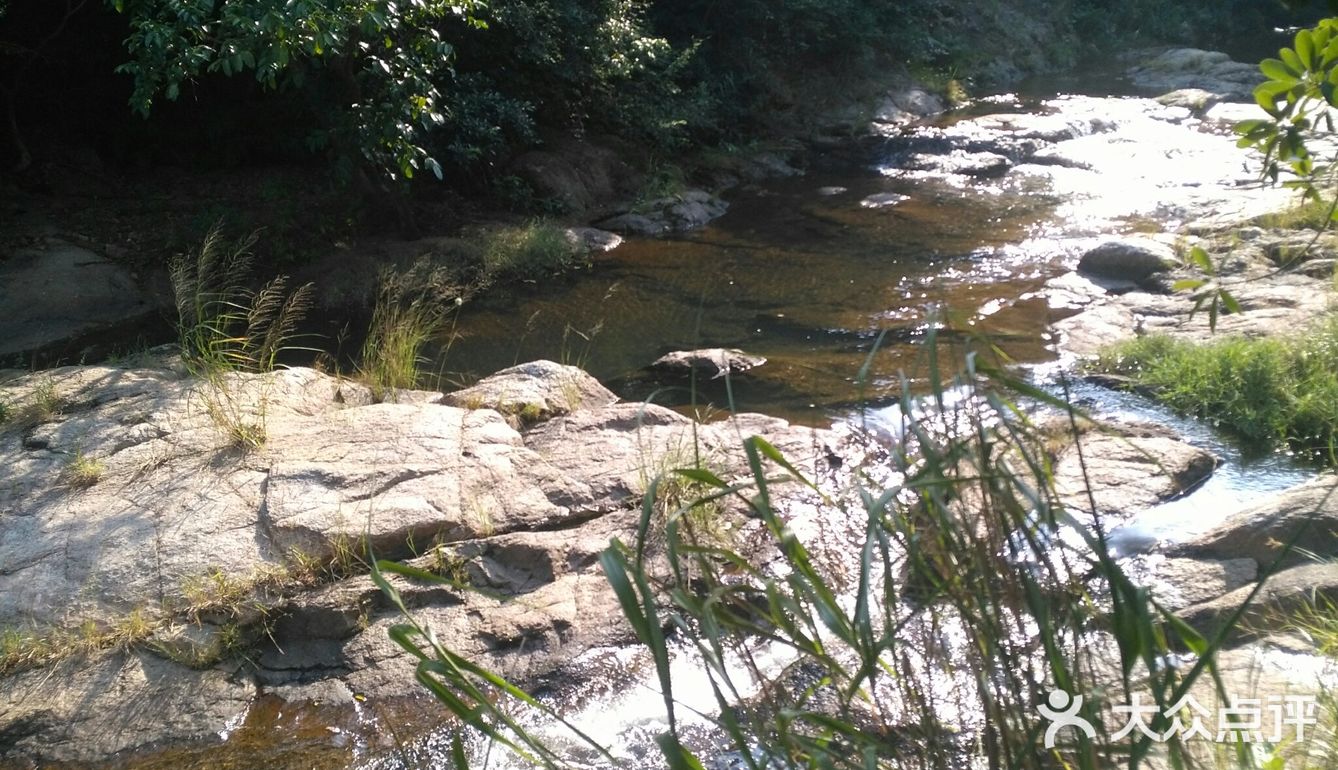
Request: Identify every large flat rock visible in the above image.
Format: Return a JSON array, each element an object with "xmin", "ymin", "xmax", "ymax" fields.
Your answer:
[{"xmin": 0, "ymin": 239, "xmax": 154, "ymax": 359}]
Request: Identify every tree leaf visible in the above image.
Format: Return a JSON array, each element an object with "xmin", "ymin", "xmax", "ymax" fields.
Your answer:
[
  {"xmin": 1189, "ymin": 246, "xmax": 1213, "ymax": 273},
  {"xmin": 1254, "ymin": 85, "xmax": 1285, "ymax": 118},
  {"xmin": 1260, "ymin": 58, "xmax": 1301, "ymax": 85},
  {"xmin": 1280, "ymin": 46, "xmax": 1305, "ymax": 74},
  {"xmin": 1295, "ymin": 29, "xmax": 1315, "ymax": 69}
]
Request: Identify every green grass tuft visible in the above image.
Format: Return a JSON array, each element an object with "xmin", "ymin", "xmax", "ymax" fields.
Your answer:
[
  {"xmin": 62, "ymin": 450, "xmax": 106, "ymax": 488},
  {"xmin": 1093, "ymin": 317, "xmax": 1338, "ymax": 460},
  {"xmin": 358, "ymin": 270, "xmax": 453, "ymax": 401},
  {"xmin": 475, "ymin": 221, "xmax": 581, "ymax": 284},
  {"xmin": 1252, "ymin": 196, "xmax": 1336, "ymax": 231}
]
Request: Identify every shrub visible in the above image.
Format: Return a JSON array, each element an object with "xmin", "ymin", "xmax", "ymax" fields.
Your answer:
[{"xmin": 62, "ymin": 450, "xmax": 106, "ymax": 488}]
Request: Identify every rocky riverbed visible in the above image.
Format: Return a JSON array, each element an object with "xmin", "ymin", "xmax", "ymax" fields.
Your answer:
[{"xmin": 5, "ymin": 47, "xmax": 1338, "ymax": 767}]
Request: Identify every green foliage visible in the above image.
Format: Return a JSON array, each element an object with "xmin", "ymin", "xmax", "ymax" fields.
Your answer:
[
  {"xmin": 1171, "ymin": 245, "xmax": 1242, "ymax": 332},
  {"xmin": 170, "ymin": 224, "xmax": 314, "ymax": 376},
  {"xmin": 1072, "ymin": 0, "xmax": 1284, "ymax": 50},
  {"xmin": 102, "ymin": 0, "xmax": 684, "ymax": 183},
  {"xmin": 456, "ymin": 0, "xmax": 690, "ymax": 148},
  {"xmin": 1236, "ymin": 19, "xmax": 1338, "ymax": 232},
  {"xmin": 1252, "ymin": 195, "xmax": 1338, "ymax": 230},
  {"xmin": 109, "ymin": 0, "xmax": 482, "ymax": 182},
  {"xmin": 62, "ymin": 449, "xmax": 106, "ymax": 488},
  {"xmin": 357, "ymin": 269, "xmax": 453, "ymax": 401},
  {"xmin": 1094, "ymin": 316, "xmax": 1338, "ymax": 460}
]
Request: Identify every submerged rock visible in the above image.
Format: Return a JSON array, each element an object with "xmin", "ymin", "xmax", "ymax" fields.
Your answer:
[{"xmin": 859, "ymin": 192, "xmax": 909, "ymax": 209}]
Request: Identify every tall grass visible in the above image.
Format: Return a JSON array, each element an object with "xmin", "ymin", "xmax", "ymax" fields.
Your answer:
[
  {"xmin": 170, "ymin": 224, "xmax": 314, "ymax": 375},
  {"xmin": 358, "ymin": 269, "xmax": 453, "ymax": 401},
  {"xmin": 377, "ymin": 329, "xmax": 1255, "ymax": 769},
  {"xmin": 1093, "ymin": 316, "xmax": 1338, "ymax": 460}
]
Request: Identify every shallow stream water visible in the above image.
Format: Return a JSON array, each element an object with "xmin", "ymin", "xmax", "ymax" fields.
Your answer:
[
  {"xmin": 104, "ymin": 85, "xmax": 1324, "ymax": 768},
  {"xmin": 375, "ymin": 88, "xmax": 1316, "ymax": 768}
]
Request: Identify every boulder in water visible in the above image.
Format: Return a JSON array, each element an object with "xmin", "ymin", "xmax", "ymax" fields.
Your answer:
[
  {"xmin": 1077, "ymin": 238, "xmax": 1177, "ymax": 282},
  {"xmin": 651, "ymin": 348, "xmax": 767, "ymax": 379}
]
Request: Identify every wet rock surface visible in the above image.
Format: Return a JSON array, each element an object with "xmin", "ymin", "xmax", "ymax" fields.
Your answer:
[
  {"xmin": 1169, "ymin": 474, "xmax": 1338, "ymax": 569},
  {"xmin": 1077, "ymin": 238, "xmax": 1177, "ymax": 282},
  {"xmin": 596, "ymin": 190, "xmax": 729, "ymax": 236},
  {"xmin": 1053, "ymin": 230, "xmax": 1336, "ymax": 356},
  {"xmin": 1049, "ymin": 421, "xmax": 1219, "ymax": 521}
]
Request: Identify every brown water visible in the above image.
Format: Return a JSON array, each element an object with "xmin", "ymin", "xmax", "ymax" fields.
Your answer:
[{"xmin": 435, "ymin": 149, "xmax": 1069, "ymax": 425}]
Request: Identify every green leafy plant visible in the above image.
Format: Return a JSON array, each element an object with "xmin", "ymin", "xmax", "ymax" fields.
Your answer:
[
  {"xmin": 170, "ymin": 224, "xmax": 314, "ymax": 376},
  {"xmin": 108, "ymin": 0, "xmax": 483, "ymax": 182},
  {"xmin": 1235, "ymin": 19, "xmax": 1338, "ymax": 264},
  {"xmin": 1172, "ymin": 245, "xmax": 1242, "ymax": 331},
  {"xmin": 62, "ymin": 449, "xmax": 106, "ymax": 488},
  {"xmin": 476, "ymin": 221, "xmax": 582, "ymax": 285}
]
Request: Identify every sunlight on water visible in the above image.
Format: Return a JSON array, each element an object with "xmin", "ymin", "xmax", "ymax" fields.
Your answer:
[{"xmin": 277, "ymin": 88, "xmax": 1318, "ymax": 769}]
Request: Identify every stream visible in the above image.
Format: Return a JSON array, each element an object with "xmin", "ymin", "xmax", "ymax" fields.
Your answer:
[
  {"xmin": 58, "ymin": 82, "xmax": 1323, "ymax": 769},
  {"xmin": 328, "ymin": 86, "xmax": 1318, "ymax": 768}
]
